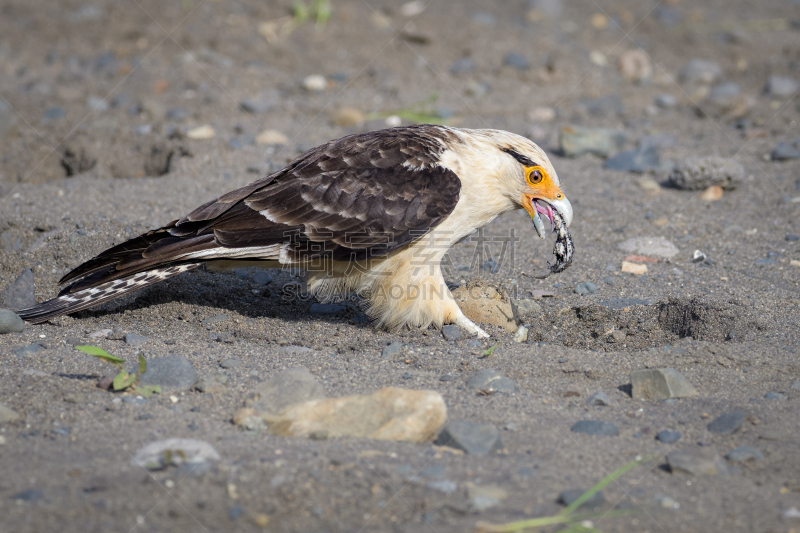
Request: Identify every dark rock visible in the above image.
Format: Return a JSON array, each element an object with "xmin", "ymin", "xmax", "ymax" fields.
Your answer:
[
  {"xmin": 481, "ymin": 258, "xmax": 500, "ymax": 273},
  {"xmin": 772, "ymin": 141, "xmax": 800, "ymax": 161},
  {"xmin": 166, "ymin": 107, "xmax": 189, "ymax": 121},
  {"xmin": 2, "ymin": 268, "xmax": 35, "ymax": 310},
  {"xmin": 252, "ymin": 271, "xmax": 272, "ymax": 285},
  {"xmin": 0, "ymin": 309, "xmax": 25, "ymax": 334},
  {"xmin": 726, "ymin": 445, "xmax": 764, "ymax": 462},
  {"xmin": 43, "ymin": 107, "xmax": 66, "ymax": 120},
  {"xmin": 558, "ymin": 488, "xmax": 605, "ymax": 510},
  {"xmin": 586, "ymin": 391, "xmax": 610, "ymax": 406},
  {"xmin": 309, "ymin": 303, "xmax": 346, "ymax": 315},
  {"xmin": 61, "ymin": 142, "xmax": 97, "ymax": 176},
  {"xmin": 707, "ymin": 412, "xmax": 744, "ymax": 435},
  {"xmin": 441, "ymin": 325, "xmax": 463, "ymax": 341},
  {"xmin": 13, "ymin": 343, "xmax": 44, "ymax": 356},
  {"xmin": 570, "ymin": 420, "xmax": 619, "ymax": 436},
  {"xmin": 574, "ymin": 282, "xmax": 598, "ymax": 295},
  {"xmin": 143, "ymin": 143, "xmax": 175, "ymax": 176},
  {"xmin": 466, "ymin": 369, "xmax": 515, "ymax": 392},
  {"xmin": 764, "ymin": 392, "xmax": 786, "ymax": 400},
  {"xmin": 434, "ymin": 420, "xmax": 502, "ymax": 454},
  {"xmin": 138, "ymin": 356, "xmax": 198, "ymax": 393},
  {"xmin": 656, "ymin": 429, "xmax": 681, "ymax": 444},
  {"xmin": 12, "ymin": 489, "xmax": 44, "ymax": 503},
  {"xmin": 503, "ymin": 52, "xmax": 529, "ymax": 70},
  {"xmin": 228, "ymin": 505, "xmax": 243, "ymax": 520},
  {"xmin": 786, "ymin": 234, "xmax": 799, "ymax": 242}
]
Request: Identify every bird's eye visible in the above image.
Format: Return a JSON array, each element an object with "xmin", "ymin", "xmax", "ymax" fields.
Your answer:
[{"xmin": 527, "ymin": 167, "xmax": 545, "ymax": 185}]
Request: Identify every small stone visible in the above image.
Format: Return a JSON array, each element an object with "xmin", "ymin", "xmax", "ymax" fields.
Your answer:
[
  {"xmin": 220, "ymin": 359, "xmax": 242, "ymax": 369},
  {"xmin": 786, "ymin": 234, "xmax": 799, "ymax": 242},
  {"xmin": 44, "ymin": 107, "xmax": 66, "ymax": 120},
  {"xmin": 726, "ymin": 445, "xmax": 764, "ymax": 462},
  {"xmin": 667, "ymin": 447, "xmax": 728, "ymax": 475},
  {"xmin": 668, "ymin": 156, "xmax": 744, "ymax": 191},
  {"xmin": 13, "ymin": 343, "xmax": 44, "ymax": 356},
  {"xmin": 194, "ymin": 373, "xmax": 228, "ymax": 394},
  {"xmin": 700, "ymin": 185, "xmax": 723, "ymax": 201},
  {"xmin": 558, "ymin": 126, "xmax": 625, "ymax": 158},
  {"xmin": 302, "ymin": 75, "xmax": 327, "ymax": 91},
  {"xmin": 13, "ymin": 489, "xmax": 44, "ymax": 502},
  {"xmin": 0, "ymin": 403, "xmax": 19, "ymax": 423},
  {"xmin": 602, "ymin": 276, "xmax": 617, "ymax": 286},
  {"xmin": 202, "ymin": 313, "xmax": 228, "ymax": 325},
  {"xmin": 621, "ymin": 261, "xmax": 648, "ymax": 275},
  {"xmin": 679, "ymin": 59, "xmax": 722, "ymax": 85},
  {"xmin": 764, "ymin": 392, "xmax": 786, "ymax": 400},
  {"xmin": 558, "ymin": 488, "xmax": 605, "ymax": 510},
  {"xmin": 309, "ymin": 303, "xmax": 346, "ymax": 315},
  {"xmin": 248, "ymin": 367, "xmax": 326, "ymax": 422},
  {"xmin": 764, "ymin": 76, "xmax": 799, "ymax": 97},
  {"xmin": 654, "ymin": 93, "xmax": 678, "ymax": 109},
  {"xmin": 466, "ymin": 369, "xmax": 515, "ymax": 392},
  {"xmin": 333, "ymin": 108, "xmax": 365, "ymax": 127},
  {"xmin": 240, "ymin": 94, "xmax": 277, "ymax": 114},
  {"xmin": 254, "ymin": 513, "xmax": 270, "ymax": 528},
  {"xmin": 271, "ymin": 387, "xmax": 447, "ymax": 444},
  {"xmin": 618, "ymin": 236, "xmax": 679, "ymax": 258},
  {"xmin": 707, "ymin": 412, "xmax": 744, "ymax": 435},
  {"xmin": 586, "ymin": 392, "xmax": 610, "ymax": 406},
  {"xmin": 656, "ymin": 430, "xmax": 682, "ymax": 444},
  {"xmin": 0, "ymin": 309, "xmax": 25, "ymax": 334},
  {"xmin": 574, "ymin": 282, "xmax": 598, "ymax": 296},
  {"xmin": 255, "ymin": 129, "xmax": 289, "ymax": 146},
  {"xmin": 138, "ymin": 356, "xmax": 198, "ymax": 393},
  {"xmin": 481, "ymin": 258, "xmax": 500, "ymax": 273},
  {"xmin": 783, "ymin": 508, "xmax": 800, "ymax": 519},
  {"xmin": 513, "ymin": 325, "xmax": 528, "ymax": 343},
  {"xmin": 124, "ymin": 333, "xmax": 147, "ymax": 346},
  {"xmin": 630, "ymin": 368, "xmax": 698, "ymax": 401},
  {"xmin": 186, "ymin": 125, "xmax": 215, "ymax": 140},
  {"xmin": 570, "ymin": 420, "xmax": 619, "ymax": 436},
  {"xmin": 1, "ymin": 268, "xmax": 35, "ymax": 310},
  {"xmin": 441, "ymin": 325, "xmax": 463, "ymax": 341},
  {"xmin": 122, "ymin": 396, "xmax": 147, "ymax": 406},
  {"xmin": 618, "ymin": 49, "xmax": 652, "ymax": 83},
  {"xmin": 503, "ymin": 52, "xmax": 529, "ymax": 70},
  {"xmin": 792, "ymin": 382, "xmax": 800, "ymax": 390},
  {"xmin": 449, "ymin": 57, "xmax": 474, "ymax": 74},
  {"xmin": 604, "ymin": 146, "xmax": 660, "ymax": 173},
  {"xmin": 435, "ymin": 420, "xmax": 502, "ymax": 454},
  {"xmin": 382, "ymin": 342, "xmax": 404, "ymax": 358},
  {"xmin": 469, "ymin": 484, "xmax": 508, "ymax": 511},
  {"xmin": 636, "ymin": 177, "xmax": 661, "ymax": 192},
  {"xmin": 252, "ymin": 271, "xmax": 272, "ymax": 285},
  {"xmin": 427, "ymin": 480, "xmax": 457, "ymax": 494},
  {"xmin": 772, "ymin": 142, "xmax": 800, "ymax": 161},
  {"xmin": 131, "ymin": 438, "xmax": 220, "ymax": 470},
  {"xmin": 510, "ymin": 298, "xmax": 542, "ymax": 319}
]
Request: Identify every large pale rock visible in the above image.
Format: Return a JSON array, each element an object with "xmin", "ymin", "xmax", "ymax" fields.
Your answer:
[
  {"xmin": 268, "ymin": 387, "xmax": 447, "ymax": 444},
  {"xmin": 248, "ymin": 367, "xmax": 326, "ymax": 422},
  {"xmin": 630, "ymin": 368, "xmax": 698, "ymax": 401},
  {"xmin": 617, "ymin": 237, "xmax": 678, "ymax": 258},
  {"xmin": 452, "ymin": 284, "xmax": 517, "ymax": 333},
  {"xmin": 667, "ymin": 447, "xmax": 728, "ymax": 476}
]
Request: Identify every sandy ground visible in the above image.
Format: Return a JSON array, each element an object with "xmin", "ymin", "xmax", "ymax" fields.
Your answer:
[{"xmin": 1, "ymin": 0, "xmax": 800, "ymax": 532}]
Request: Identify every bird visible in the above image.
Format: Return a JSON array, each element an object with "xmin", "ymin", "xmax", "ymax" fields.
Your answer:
[{"xmin": 17, "ymin": 125, "xmax": 573, "ymax": 338}]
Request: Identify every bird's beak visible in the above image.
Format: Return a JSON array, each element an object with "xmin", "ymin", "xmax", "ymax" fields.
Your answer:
[{"xmin": 523, "ymin": 192, "xmax": 573, "ymax": 240}]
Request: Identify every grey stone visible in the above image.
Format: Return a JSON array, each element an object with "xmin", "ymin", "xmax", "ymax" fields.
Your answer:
[
  {"xmin": 630, "ymin": 368, "xmax": 698, "ymax": 401},
  {"xmin": 558, "ymin": 126, "xmax": 625, "ymax": 158},
  {"xmin": 12, "ymin": 489, "xmax": 44, "ymax": 502},
  {"xmin": 131, "ymin": 438, "xmax": 220, "ymax": 470},
  {"xmin": 707, "ymin": 412, "xmax": 744, "ymax": 435},
  {"xmin": 503, "ymin": 52, "xmax": 529, "ymax": 70},
  {"xmin": 219, "ymin": 358, "xmax": 242, "ymax": 369},
  {"xmin": 668, "ymin": 156, "xmax": 745, "ymax": 191},
  {"xmin": 786, "ymin": 234, "xmax": 799, "ymax": 242},
  {"xmin": 201, "ymin": 314, "xmax": 229, "ymax": 325},
  {"xmin": 602, "ymin": 276, "xmax": 617, "ymax": 286},
  {"xmin": 434, "ymin": 420, "xmax": 502, "ymax": 454},
  {"xmin": 441, "ymin": 325, "xmax": 463, "ymax": 341},
  {"xmin": 252, "ymin": 271, "xmax": 272, "ymax": 285},
  {"xmin": 194, "ymin": 373, "xmax": 228, "ymax": 394},
  {"xmin": 754, "ymin": 257, "xmax": 777, "ymax": 266},
  {"xmin": 618, "ymin": 237, "xmax": 679, "ymax": 258},
  {"xmin": 427, "ymin": 480, "xmax": 457, "ymax": 495},
  {"xmin": 574, "ymin": 282, "xmax": 598, "ymax": 296},
  {"xmin": 656, "ymin": 429, "xmax": 681, "ymax": 444},
  {"xmin": 309, "ymin": 303, "xmax": 346, "ymax": 315},
  {"xmin": 138, "ymin": 356, "xmax": 198, "ymax": 393},
  {"xmin": 792, "ymin": 381, "xmax": 800, "ymax": 390},
  {"xmin": 466, "ymin": 369, "xmax": 515, "ymax": 392},
  {"xmin": 679, "ymin": 59, "xmax": 722, "ymax": 85},
  {"xmin": 166, "ymin": 107, "xmax": 188, "ymax": 121},
  {"xmin": 124, "ymin": 333, "xmax": 148, "ymax": 347},
  {"xmin": 0, "ymin": 230, "xmax": 21, "ymax": 252},
  {"xmin": 570, "ymin": 420, "xmax": 619, "ymax": 436},
  {"xmin": 122, "ymin": 396, "xmax": 147, "ymax": 406},
  {"xmin": 1, "ymin": 269, "xmax": 35, "ymax": 310},
  {"xmin": 450, "ymin": 57, "xmax": 474, "ymax": 74},
  {"xmin": 250, "ymin": 367, "xmax": 326, "ymax": 421},
  {"xmin": 0, "ymin": 309, "xmax": 25, "ymax": 334},
  {"xmin": 510, "ymin": 298, "xmax": 542, "ymax": 319},
  {"xmin": 0, "ymin": 403, "xmax": 19, "ymax": 423},
  {"xmin": 577, "ymin": 95, "xmax": 624, "ymax": 118},
  {"xmin": 765, "ymin": 75, "xmax": 799, "ymax": 97},
  {"xmin": 469, "ymin": 484, "xmax": 507, "ymax": 511},
  {"xmin": 772, "ymin": 141, "xmax": 800, "ymax": 161},
  {"xmin": 604, "ymin": 146, "xmax": 660, "ymax": 173},
  {"xmin": 764, "ymin": 392, "xmax": 786, "ymax": 400},
  {"xmin": 652, "ymin": 5, "xmax": 682, "ymax": 25},
  {"xmin": 708, "ymin": 82, "xmax": 740, "ymax": 102},
  {"xmin": 654, "ymin": 93, "xmax": 678, "ymax": 109},
  {"xmin": 558, "ymin": 488, "xmax": 605, "ymax": 510},
  {"xmin": 667, "ymin": 447, "xmax": 728, "ymax": 475},
  {"xmin": 640, "ymin": 134, "xmax": 676, "ymax": 149},
  {"xmin": 528, "ymin": 0, "xmax": 564, "ymax": 18},
  {"xmin": 586, "ymin": 391, "xmax": 610, "ymax": 406},
  {"xmin": 381, "ymin": 341, "xmax": 404, "ymax": 358},
  {"xmin": 43, "ymin": 107, "xmax": 66, "ymax": 120},
  {"xmin": 13, "ymin": 343, "xmax": 44, "ymax": 356},
  {"xmin": 240, "ymin": 93, "xmax": 278, "ymax": 113},
  {"xmin": 726, "ymin": 445, "xmax": 764, "ymax": 462},
  {"xmin": 481, "ymin": 258, "xmax": 499, "ymax": 273}
]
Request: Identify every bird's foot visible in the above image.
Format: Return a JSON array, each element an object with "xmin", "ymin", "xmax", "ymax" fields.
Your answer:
[{"xmin": 454, "ymin": 315, "xmax": 490, "ymax": 338}]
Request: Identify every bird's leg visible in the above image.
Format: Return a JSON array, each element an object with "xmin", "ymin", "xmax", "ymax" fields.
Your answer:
[{"xmin": 454, "ymin": 313, "xmax": 490, "ymax": 338}]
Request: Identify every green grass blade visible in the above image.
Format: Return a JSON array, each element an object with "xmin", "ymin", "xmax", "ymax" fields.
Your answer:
[
  {"xmin": 137, "ymin": 354, "xmax": 147, "ymax": 376},
  {"xmin": 76, "ymin": 345, "xmax": 124, "ymax": 366},
  {"xmin": 561, "ymin": 455, "xmax": 654, "ymax": 516}
]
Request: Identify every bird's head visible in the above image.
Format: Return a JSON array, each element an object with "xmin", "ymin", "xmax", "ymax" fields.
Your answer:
[{"xmin": 494, "ymin": 134, "xmax": 572, "ymax": 240}]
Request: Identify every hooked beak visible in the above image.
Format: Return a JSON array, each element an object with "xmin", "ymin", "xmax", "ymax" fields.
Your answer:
[{"xmin": 523, "ymin": 194, "xmax": 573, "ymax": 240}]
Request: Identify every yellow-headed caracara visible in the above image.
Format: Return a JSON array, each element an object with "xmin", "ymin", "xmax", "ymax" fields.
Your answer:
[{"xmin": 18, "ymin": 125, "xmax": 573, "ymax": 337}]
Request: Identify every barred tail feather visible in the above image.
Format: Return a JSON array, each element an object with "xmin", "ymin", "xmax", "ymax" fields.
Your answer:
[{"xmin": 17, "ymin": 264, "xmax": 200, "ymax": 324}]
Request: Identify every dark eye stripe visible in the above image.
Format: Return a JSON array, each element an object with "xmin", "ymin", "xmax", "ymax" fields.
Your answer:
[{"xmin": 501, "ymin": 147, "xmax": 537, "ymax": 167}]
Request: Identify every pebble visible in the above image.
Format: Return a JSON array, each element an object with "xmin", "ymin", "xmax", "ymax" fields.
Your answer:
[
  {"xmin": 786, "ymin": 234, "xmax": 799, "ymax": 242},
  {"xmin": 700, "ymin": 185, "xmax": 723, "ymax": 201},
  {"xmin": 441, "ymin": 325, "xmax": 463, "ymax": 341},
  {"xmin": 602, "ymin": 276, "xmax": 617, "ymax": 286},
  {"xmin": 43, "ymin": 107, "xmax": 66, "ymax": 120},
  {"xmin": 137, "ymin": 356, "xmax": 198, "ymax": 393},
  {"xmin": 220, "ymin": 358, "xmax": 241, "ymax": 369},
  {"xmin": 656, "ymin": 430, "xmax": 682, "ymax": 444},
  {"xmin": 124, "ymin": 333, "xmax": 147, "ymax": 346},
  {"xmin": 13, "ymin": 343, "xmax": 44, "ymax": 356},
  {"xmin": 510, "ymin": 298, "xmax": 542, "ymax": 319},
  {"xmin": 427, "ymin": 480, "xmax": 457, "ymax": 495},
  {"xmin": 228, "ymin": 505, "xmax": 244, "ymax": 521},
  {"xmin": 0, "ymin": 309, "xmax": 25, "ymax": 334},
  {"xmin": 764, "ymin": 392, "xmax": 786, "ymax": 400},
  {"xmin": 1, "ymin": 268, "xmax": 35, "ymax": 310},
  {"xmin": 434, "ymin": 420, "xmax": 502, "ymax": 454},
  {"xmin": 630, "ymin": 368, "xmax": 698, "ymax": 401},
  {"xmin": 333, "ymin": 108, "xmax": 365, "ymax": 127},
  {"xmin": 679, "ymin": 59, "xmax": 722, "ymax": 85},
  {"xmin": 772, "ymin": 141, "xmax": 800, "ymax": 161},
  {"xmin": 668, "ymin": 156, "xmax": 744, "ymax": 191},
  {"xmin": 726, "ymin": 446, "xmax": 764, "ymax": 462},
  {"xmin": 122, "ymin": 396, "xmax": 147, "ymax": 406},
  {"xmin": 618, "ymin": 49, "xmax": 652, "ymax": 83},
  {"xmin": 269, "ymin": 387, "xmax": 446, "ymax": 443},
  {"xmin": 309, "ymin": 303, "xmax": 346, "ymax": 315},
  {"xmin": 0, "ymin": 403, "xmax": 19, "ymax": 423},
  {"xmin": 302, "ymin": 74, "xmax": 327, "ymax": 92},
  {"xmin": 166, "ymin": 107, "xmax": 189, "ymax": 121},
  {"xmin": 503, "ymin": 52, "xmax": 529, "ymax": 70},
  {"xmin": 252, "ymin": 271, "xmax": 272, "ymax": 285},
  {"xmin": 574, "ymin": 281, "xmax": 598, "ymax": 296},
  {"xmin": 513, "ymin": 325, "xmax": 528, "ymax": 343},
  {"xmin": 558, "ymin": 488, "xmax": 605, "ymax": 510},
  {"xmin": 570, "ymin": 420, "xmax": 619, "ymax": 437},
  {"xmin": 255, "ymin": 129, "xmax": 289, "ymax": 146},
  {"xmin": 202, "ymin": 314, "xmax": 229, "ymax": 325},
  {"xmin": 469, "ymin": 484, "xmax": 507, "ymax": 511},
  {"xmin": 240, "ymin": 94, "xmax": 277, "ymax": 113},
  {"xmin": 194, "ymin": 373, "xmax": 228, "ymax": 394},
  {"xmin": 577, "ymin": 95, "xmax": 624, "ymax": 118},
  {"xmin": 466, "ymin": 369, "xmax": 516, "ymax": 392},
  {"xmin": 654, "ymin": 93, "xmax": 678, "ymax": 109},
  {"xmin": 381, "ymin": 342, "xmax": 404, "ymax": 358},
  {"xmin": 558, "ymin": 126, "xmax": 625, "ymax": 158},
  {"xmin": 764, "ymin": 75, "xmax": 799, "ymax": 97},
  {"xmin": 186, "ymin": 125, "xmax": 215, "ymax": 139},
  {"xmin": 586, "ymin": 391, "xmax": 610, "ymax": 406},
  {"xmin": 618, "ymin": 237, "xmax": 678, "ymax": 258},
  {"xmin": 707, "ymin": 412, "xmax": 744, "ymax": 435},
  {"xmin": 246, "ymin": 367, "xmax": 326, "ymax": 422},
  {"xmin": 667, "ymin": 447, "xmax": 728, "ymax": 476},
  {"xmin": 604, "ymin": 146, "xmax": 660, "ymax": 173},
  {"xmin": 131, "ymin": 438, "xmax": 220, "ymax": 470},
  {"xmin": 13, "ymin": 489, "xmax": 44, "ymax": 502},
  {"xmin": 792, "ymin": 381, "xmax": 800, "ymax": 390},
  {"xmin": 481, "ymin": 258, "xmax": 499, "ymax": 273},
  {"xmin": 449, "ymin": 57, "xmax": 474, "ymax": 74}
]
